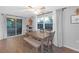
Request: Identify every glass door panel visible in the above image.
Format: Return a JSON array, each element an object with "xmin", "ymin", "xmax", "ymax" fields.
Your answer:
[
  {"xmin": 7, "ymin": 18, "xmax": 15, "ymax": 36},
  {"xmin": 16, "ymin": 19, "xmax": 22, "ymax": 35}
]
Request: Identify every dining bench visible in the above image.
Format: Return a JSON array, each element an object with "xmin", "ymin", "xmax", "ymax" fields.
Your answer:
[{"xmin": 24, "ymin": 37, "xmax": 41, "ymax": 52}]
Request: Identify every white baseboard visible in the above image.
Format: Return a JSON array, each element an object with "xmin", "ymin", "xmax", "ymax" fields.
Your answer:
[
  {"xmin": 53, "ymin": 41, "xmax": 58, "ymax": 47},
  {"xmin": 64, "ymin": 45, "xmax": 79, "ymax": 52}
]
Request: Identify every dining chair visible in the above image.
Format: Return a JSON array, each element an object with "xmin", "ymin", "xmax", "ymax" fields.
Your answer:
[{"xmin": 43, "ymin": 31, "xmax": 55, "ymax": 52}]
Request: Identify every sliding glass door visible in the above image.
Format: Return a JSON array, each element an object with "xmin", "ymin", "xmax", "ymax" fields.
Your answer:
[
  {"xmin": 7, "ymin": 18, "xmax": 22, "ymax": 36},
  {"xmin": 7, "ymin": 18, "xmax": 15, "ymax": 36},
  {"xmin": 16, "ymin": 19, "xmax": 22, "ymax": 35}
]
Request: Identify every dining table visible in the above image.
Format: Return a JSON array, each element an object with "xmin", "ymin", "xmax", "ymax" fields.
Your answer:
[{"xmin": 26, "ymin": 31, "xmax": 50, "ymax": 52}]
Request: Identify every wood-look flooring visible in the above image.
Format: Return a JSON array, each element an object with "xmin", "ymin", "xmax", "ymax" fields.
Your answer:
[{"xmin": 0, "ymin": 36, "xmax": 78, "ymax": 53}]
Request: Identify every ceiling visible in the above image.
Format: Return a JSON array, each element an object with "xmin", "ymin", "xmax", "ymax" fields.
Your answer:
[{"xmin": 0, "ymin": 6, "xmax": 66, "ymax": 18}]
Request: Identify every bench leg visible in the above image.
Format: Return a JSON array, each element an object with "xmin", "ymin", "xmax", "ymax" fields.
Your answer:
[
  {"xmin": 32, "ymin": 47, "xmax": 39, "ymax": 53},
  {"xmin": 35, "ymin": 48, "xmax": 38, "ymax": 53}
]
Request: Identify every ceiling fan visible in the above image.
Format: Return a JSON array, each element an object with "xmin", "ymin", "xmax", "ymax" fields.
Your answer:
[
  {"xmin": 25, "ymin": 6, "xmax": 53, "ymax": 15},
  {"xmin": 26, "ymin": 6, "xmax": 46, "ymax": 15},
  {"xmin": 26, "ymin": 6, "xmax": 46, "ymax": 9}
]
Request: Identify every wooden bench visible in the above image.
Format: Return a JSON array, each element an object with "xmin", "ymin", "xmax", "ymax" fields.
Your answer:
[{"xmin": 24, "ymin": 37, "xmax": 41, "ymax": 52}]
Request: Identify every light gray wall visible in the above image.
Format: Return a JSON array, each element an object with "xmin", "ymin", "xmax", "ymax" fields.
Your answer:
[
  {"xmin": 32, "ymin": 16, "xmax": 37, "ymax": 31},
  {"xmin": 63, "ymin": 6, "xmax": 79, "ymax": 51},
  {"xmin": 52, "ymin": 11, "xmax": 58, "ymax": 46},
  {"xmin": 22, "ymin": 18, "xmax": 27, "ymax": 35},
  {"xmin": 0, "ymin": 14, "xmax": 4, "ymax": 40}
]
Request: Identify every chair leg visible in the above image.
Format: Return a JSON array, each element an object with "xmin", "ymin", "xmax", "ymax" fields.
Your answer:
[
  {"xmin": 47, "ymin": 40, "xmax": 50, "ymax": 52},
  {"xmin": 51, "ymin": 40, "xmax": 53, "ymax": 52}
]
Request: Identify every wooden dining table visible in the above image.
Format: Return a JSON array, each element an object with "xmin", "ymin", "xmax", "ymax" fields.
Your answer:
[{"xmin": 26, "ymin": 31, "xmax": 50, "ymax": 52}]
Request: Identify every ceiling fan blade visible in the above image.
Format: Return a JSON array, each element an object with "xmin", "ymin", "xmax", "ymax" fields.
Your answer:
[
  {"xmin": 28, "ymin": 6, "xmax": 32, "ymax": 8},
  {"xmin": 40, "ymin": 6, "xmax": 46, "ymax": 9}
]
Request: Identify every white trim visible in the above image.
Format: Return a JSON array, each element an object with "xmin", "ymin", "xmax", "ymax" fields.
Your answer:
[
  {"xmin": 5, "ymin": 34, "xmax": 23, "ymax": 39},
  {"xmin": 64, "ymin": 45, "xmax": 79, "ymax": 52}
]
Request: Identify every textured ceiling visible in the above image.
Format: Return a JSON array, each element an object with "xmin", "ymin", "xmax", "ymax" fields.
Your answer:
[{"xmin": 0, "ymin": 6, "xmax": 65, "ymax": 18}]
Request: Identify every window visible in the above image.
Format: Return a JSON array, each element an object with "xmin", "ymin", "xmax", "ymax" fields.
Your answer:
[
  {"xmin": 38, "ymin": 24, "xmax": 43, "ymax": 30},
  {"xmin": 37, "ymin": 16, "xmax": 53, "ymax": 31},
  {"xmin": 7, "ymin": 18, "xmax": 22, "ymax": 36},
  {"xmin": 45, "ymin": 16, "xmax": 53, "ymax": 31},
  {"xmin": 37, "ymin": 17, "xmax": 44, "ymax": 30}
]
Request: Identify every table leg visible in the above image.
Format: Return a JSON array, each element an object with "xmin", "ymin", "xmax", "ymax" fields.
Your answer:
[{"xmin": 41, "ymin": 39, "xmax": 44, "ymax": 53}]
